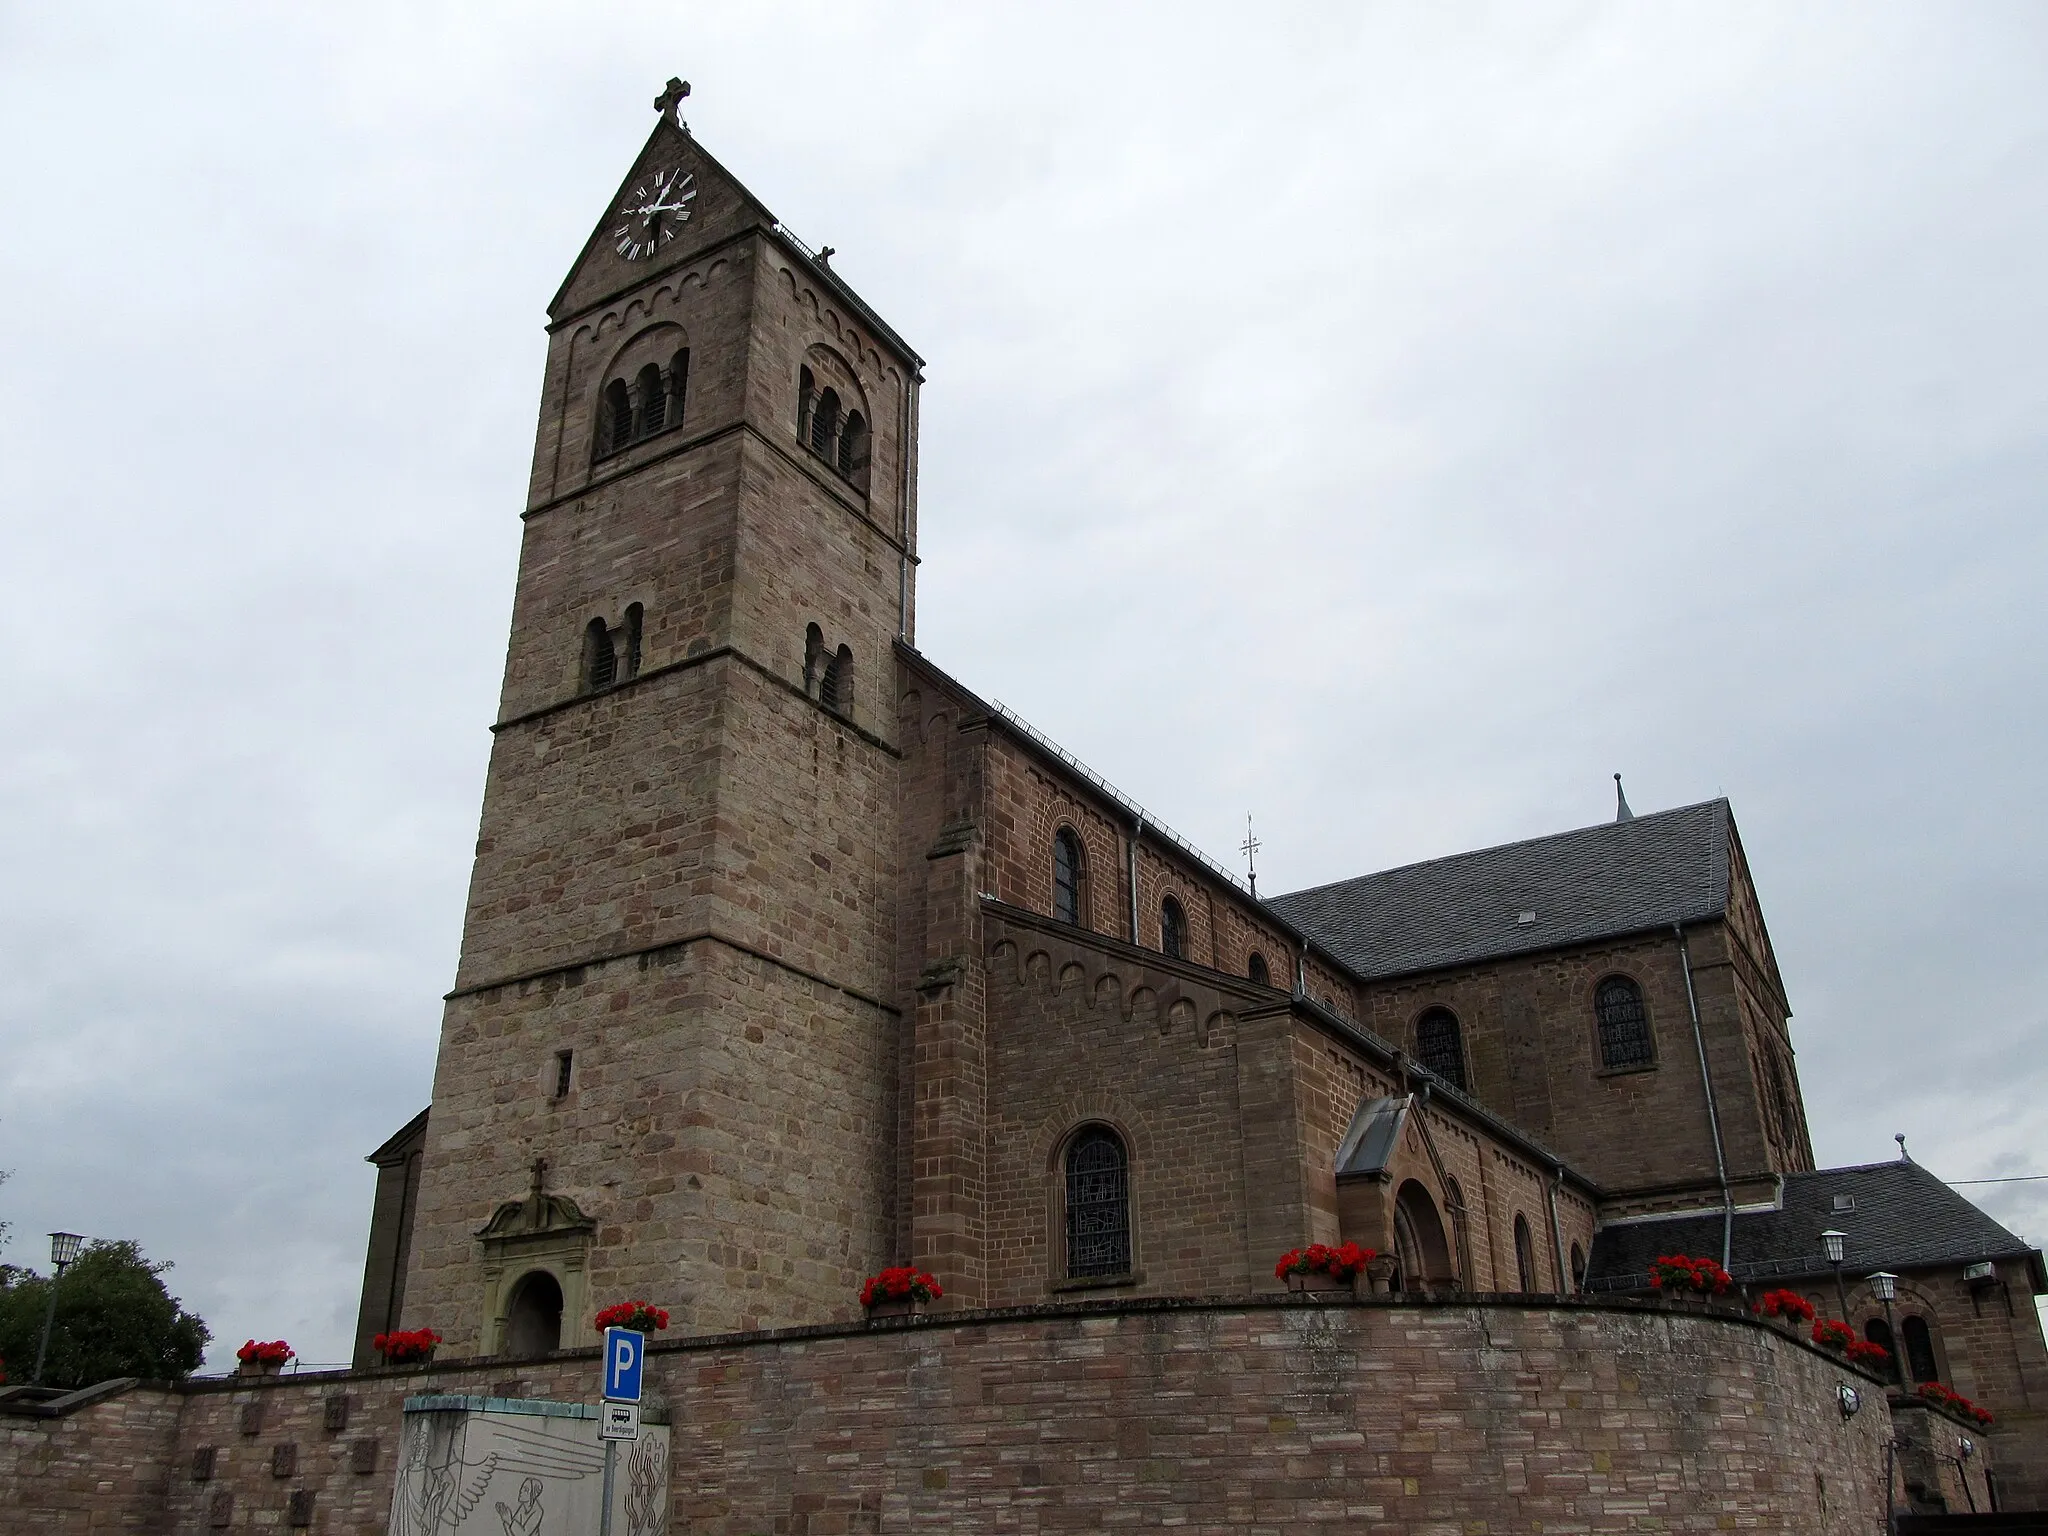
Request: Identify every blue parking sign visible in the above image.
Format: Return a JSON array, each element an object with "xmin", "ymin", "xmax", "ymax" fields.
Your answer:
[{"xmin": 601, "ymin": 1326, "xmax": 643, "ymax": 1402}]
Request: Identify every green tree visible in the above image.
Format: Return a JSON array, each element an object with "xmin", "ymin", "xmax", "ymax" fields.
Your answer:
[{"xmin": 0, "ymin": 1239, "xmax": 210, "ymax": 1387}]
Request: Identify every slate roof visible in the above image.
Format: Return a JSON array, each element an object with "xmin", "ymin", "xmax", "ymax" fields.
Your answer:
[
  {"xmin": 1266, "ymin": 799, "xmax": 1732, "ymax": 979},
  {"xmin": 1584, "ymin": 1161, "xmax": 2047, "ymax": 1292}
]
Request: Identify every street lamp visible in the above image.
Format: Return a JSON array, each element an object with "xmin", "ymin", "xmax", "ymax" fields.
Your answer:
[
  {"xmin": 1869, "ymin": 1270, "xmax": 1901, "ymax": 1384},
  {"xmin": 1821, "ymin": 1229, "xmax": 1849, "ymax": 1320},
  {"xmin": 32, "ymin": 1232, "xmax": 86, "ymax": 1387}
]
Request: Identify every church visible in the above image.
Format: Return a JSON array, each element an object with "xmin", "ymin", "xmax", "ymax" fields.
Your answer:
[{"xmin": 5, "ymin": 81, "xmax": 2045, "ymax": 1533}]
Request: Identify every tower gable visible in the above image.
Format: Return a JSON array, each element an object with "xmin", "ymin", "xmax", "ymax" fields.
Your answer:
[{"xmin": 548, "ymin": 114, "xmax": 777, "ymax": 326}]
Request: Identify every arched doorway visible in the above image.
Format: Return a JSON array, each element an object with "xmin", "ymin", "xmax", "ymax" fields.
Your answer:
[
  {"xmin": 503, "ymin": 1270, "xmax": 563, "ymax": 1357},
  {"xmin": 1392, "ymin": 1179, "xmax": 1456, "ymax": 1294}
]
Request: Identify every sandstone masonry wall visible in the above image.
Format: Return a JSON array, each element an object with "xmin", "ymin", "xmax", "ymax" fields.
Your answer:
[{"xmin": 0, "ymin": 1299, "xmax": 1904, "ymax": 1536}]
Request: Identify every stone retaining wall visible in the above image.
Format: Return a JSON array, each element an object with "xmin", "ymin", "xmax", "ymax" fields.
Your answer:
[{"xmin": 0, "ymin": 1295, "xmax": 1903, "ymax": 1534}]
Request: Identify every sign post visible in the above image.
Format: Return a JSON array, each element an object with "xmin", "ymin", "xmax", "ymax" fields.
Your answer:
[{"xmin": 597, "ymin": 1326, "xmax": 645, "ymax": 1536}]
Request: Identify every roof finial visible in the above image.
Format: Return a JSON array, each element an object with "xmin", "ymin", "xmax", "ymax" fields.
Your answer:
[
  {"xmin": 1613, "ymin": 772, "xmax": 1635, "ymax": 823},
  {"xmin": 1241, "ymin": 813, "xmax": 1261, "ymax": 898},
  {"xmin": 1896, "ymin": 1132, "xmax": 1911, "ymax": 1163},
  {"xmin": 654, "ymin": 77, "xmax": 691, "ymax": 129}
]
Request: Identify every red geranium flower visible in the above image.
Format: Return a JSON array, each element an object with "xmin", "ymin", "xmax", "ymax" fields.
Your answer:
[
  {"xmin": 859, "ymin": 1267, "xmax": 943, "ymax": 1307},
  {"xmin": 1274, "ymin": 1242, "xmax": 1375, "ymax": 1282},
  {"xmin": 1845, "ymin": 1338, "xmax": 1891, "ymax": 1368},
  {"xmin": 1812, "ymin": 1319, "xmax": 1856, "ymax": 1353},
  {"xmin": 236, "ymin": 1340, "xmax": 294, "ymax": 1366},
  {"xmin": 593, "ymin": 1301, "xmax": 670, "ymax": 1334},
  {"xmin": 1648, "ymin": 1255, "xmax": 1734, "ymax": 1296},
  {"xmin": 372, "ymin": 1328, "xmax": 442, "ymax": 1363},
  {"xmin": 1753, "ymin": 1288, "xmax": 1815, "ymax": 1322}
]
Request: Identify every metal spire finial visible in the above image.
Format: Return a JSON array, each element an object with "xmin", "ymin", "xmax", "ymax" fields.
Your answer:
[
  {"xmin": 1613, "ymin": 773, "xmax": 1635, "ymax": 823},
  {"xmin": 1241, "ymin": 814, "xmax": 1261, "ymax": 898},
  {"xmin": 654, "ymin": 77, "xmax": 691, "ymax": 129},
  {"xmin": 1896, "ymin": 1133, "xmax": 1911, "ymax": 1163}
]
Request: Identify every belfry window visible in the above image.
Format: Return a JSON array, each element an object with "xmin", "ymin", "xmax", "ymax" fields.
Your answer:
[
  {"xmin": 584, "ymin": 617, "xmax": 617, "ymax": 691},
  {"xmin": 1595, "ymin": 976, "xmax": 1653, "ymax": 1070},
  {"xmin": 1064, "ymin": 1126, "xmax": 1131, "ymax": 1279},
  {"xmin": 1053, "ymin": 828, "xmax": 1085, "ymax": 927},
  {"xmin": 622, "ymin": 603, "xmax": 644, "ymax": 681},
  {"xmin": 810, "ymin": 387, "xmax": 840, "ymax": 457},
  {"xmin": 820, "ymin": 644, "xmax": 853, "ymax": 716},
  {"xmin": 1415, "ymin": 1007, "xmax": 1467, "ymax": 1091},
  {"xmin": 1902, "ymin": 1316, "xmax": 1939, "ymax": 1383},
  {"xmin": 1160, "ymin": 897, "xmax": 1186, "ymax": 960},
  {"xmin": 594, "ymin": 348, "xmax": 689, "ymax": 460},
  {"xmin": 795, "ymin": 365, "xmax": 871, "ymax": 491}
]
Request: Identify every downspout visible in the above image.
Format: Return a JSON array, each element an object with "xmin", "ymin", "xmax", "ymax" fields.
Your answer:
[
  {"xmin": 896, "ymin": 368, "xmax": 915, "ymax": 642},
  {"xmin": 1676, "ymin": 922, "xmax": 1733, "ymax": 1270},
  {"xmin": 1545, "ymin": 1164, "xmax": 1570, "ymax": 1292},
  {"xmin": 1293, "ymin": 945, "xmax": 1307, "ymax": 1001},
  {"xmin": 1127, "ymin": 818, "xmax": 1142, "ymax": 945}
]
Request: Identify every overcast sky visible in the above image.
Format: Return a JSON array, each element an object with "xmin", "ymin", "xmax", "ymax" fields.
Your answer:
[{"xmin": 2, "ymin": 3, "xmax": 2044, "ymax": 1368}]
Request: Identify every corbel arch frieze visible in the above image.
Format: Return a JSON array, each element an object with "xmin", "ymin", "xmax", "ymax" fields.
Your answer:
[{"xmin": 982, "ymin": 923, "xmax": 1238, "ymax": 1046}]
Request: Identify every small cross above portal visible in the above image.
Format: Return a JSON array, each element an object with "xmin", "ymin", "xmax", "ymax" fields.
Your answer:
[{"xmin": 654, "ymin": 77, "xmax": 691, "ymax": 128}]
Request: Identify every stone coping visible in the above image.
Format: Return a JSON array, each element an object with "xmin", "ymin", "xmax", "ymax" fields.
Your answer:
[
  {"xmin": 404, "ymin": 1393, "xmax": 670, "ymax": 1424},
  {"xmin": 157, "ymin": 1290, "xmax": 1890, "ymax": 1396}
]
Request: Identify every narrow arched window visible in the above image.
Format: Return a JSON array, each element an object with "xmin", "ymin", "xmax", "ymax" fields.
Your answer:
[
  {"xmin": 797, "ymin": 365, "xmax": 816, "ymax": 438},
  {"xmin": 666, "ymin": 348, "xmax": 690, "ymax": 427},
  {"xmin": 803, "ymin": 623, "xmax": 826, "ymax": 697},
  {"xmin": 1248, "ymin": 952, "xmax": 1270, "ymax": 987},
  {"xmin": 600, "ymin": 379, "xmax": 632, "ymax": 457},
  {"xmin": 1160, "ymin": 897, "xmax": 1186, "ymax": 960},
  {"xmin": 635, "ymin": 363, "xmax": 666, "ymax": 436},
  {"xmin": 1513, "ymin": 1214, "xmax": 1536, "ymax": 1292},
  {"xmin": 819, "ymin": 644, "xmax": 853, "ymax": 715},
  {"xmin": 1064, "ymin": 1126, "xmax": 1131, "ymax": 1278},
  {"xmin": 1902, "ymin": 1316, "xmax": 1939, "ymax": 1383},
  {"xmin": 1416, "ymin": 1007, "xmax": 1467, "ymax": 1091},
  {"xmin": 810, "ymin": 387, "xmax": 840, "ymax": 457},
  {"xmin": 622, "ymin": 603, "xmax": 644, "ymax": 680},
  {"xmin": 1864, "ymin": 1317, "xmax": 1902, "ymax": 1382},
  {"xmin": 838, "ymin": 410, "xmax": 868, "ymax": 479},
  {"xmin": 1570, "ymin": 1242, "xmax": 1586, "ymax": 1291},
  {"xmin": 1053, "ymin": 828, "xmax": 1085, "ymax": 926},
  {"xmin": 1595, "ymin": 975, "xmax": 1653, "ymax": 1069},
  {"xmin": 584, "ymin": 617, "xmax": 616, "ymax": 691}
]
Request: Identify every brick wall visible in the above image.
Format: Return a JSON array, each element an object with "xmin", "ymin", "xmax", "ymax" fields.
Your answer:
[{"xmin": 1, "ymin": 1298, "xmax": 1907, "ymax": 1535}]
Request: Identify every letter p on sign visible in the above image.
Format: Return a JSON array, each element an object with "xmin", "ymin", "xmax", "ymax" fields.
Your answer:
[{"xmin": 602, "ymin": 1326, "xmax": 643, "ymax": 1402}]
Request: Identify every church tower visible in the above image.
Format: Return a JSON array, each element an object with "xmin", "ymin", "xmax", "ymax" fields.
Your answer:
[{"xmin": 398, "ymin": 82, "xmax": 923, "ymax": 1352}]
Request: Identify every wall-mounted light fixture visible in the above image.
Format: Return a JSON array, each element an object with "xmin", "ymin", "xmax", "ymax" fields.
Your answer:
[{"xmin": 1837, "ymin": 1383, "xmax": 1861, "ymax": 1419}]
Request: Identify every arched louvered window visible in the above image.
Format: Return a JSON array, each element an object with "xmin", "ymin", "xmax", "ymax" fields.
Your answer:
[
  {"xmin": 1513, "ymin": 1214, "xmax": 1537, "ymax": 1292},
  {"xmin": 622, "ymin": 603, "xmax": 644, "ymax": 680},
  {"xmin": 810, "ymin": 387, "xmax": 840, "ymax": 457},
  {"xmin": 1064, "ymin": 1126, "xmax": 1131, "ymax": 1279},
  {"xmin": 584, "ymin": 617, "xmax": 616, "ymax": 691},
  {"xmin": 797, "ymin": 365, "xmax": 816, "ymax": 438},
  {"xmin": 635, "ymin": 363, "xmax": 666, "ymax": 436},
  {"xmin": 802, "ymin": 623, "xmax": 826, "ymax": 697},
  {"xmin": 1902, "ymin": 1316, "xmax": 1940, "ymax": 1383},
  {"xmin": 666, "ymin": 349, "xmax": 690, "ymax": 426},
  {"xmin": 1160, "ymin": 897, "xmax": 1186, "ymax": 960},
  {"xmin": 1416, "ymin": 1007, "xmax": 1467, "ymax": 1091},
  {"xmin": 600, "ymin": 379, "xmax": 633, "ymax": 458},
  {"xmin": 1248, "ymin": 952, "xmax": 1270, "ymax": 987},
  {"xmin": 1595, "ymin": 975, "xmax": 1653, "ymax": 1069},
  {"xmin": 819, "ymin": 644, "xmax": 853, "ymax": 715},
  {"xmin": 1053, "ymin": 828, "xmax": 1085, "ymax": 927},
  {"xmin": 838, "ymin": 409, "xmax": 868, "ymax": 479}
]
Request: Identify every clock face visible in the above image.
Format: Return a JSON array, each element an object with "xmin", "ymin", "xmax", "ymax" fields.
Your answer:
[{"xmin": 613, "ymin": 167, "xmax": 698, "ymax": 260}]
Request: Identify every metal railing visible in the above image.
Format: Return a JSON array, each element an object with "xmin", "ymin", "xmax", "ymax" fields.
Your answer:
[{"xmin": 988, "ymin": 699, "xmax": 1252, "ymax": 898}]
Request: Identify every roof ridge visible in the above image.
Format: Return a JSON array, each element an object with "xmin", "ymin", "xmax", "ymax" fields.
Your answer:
[{"xmin": 1271, "ymin": 797, "xmax": 1731, "ymax": 903}]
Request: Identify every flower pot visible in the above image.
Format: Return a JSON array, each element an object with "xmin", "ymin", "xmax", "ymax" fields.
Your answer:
[
  {"xmin": 865, "ymin": 1296, "xmax": 927, "ymax": 1319},
  {"xmin": 1286, "ymin": 1271, "xmax": 1357, "ymax": 1296},
  {"xmin": 238, "ymin": 1361, "xmax": 283, "ymax": 1377},
  {"xmin": 382, "ymin": 1350, "xmax": 435, "ymax": 1368}
]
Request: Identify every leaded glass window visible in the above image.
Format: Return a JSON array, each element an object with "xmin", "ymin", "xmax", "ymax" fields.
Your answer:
[
  {"xmin": 1248, "ymin": 952, "xmax": 1270, "ymax": 987},
  {"xmin": 1053, "ymin": 829, "xmax": 1084, "ymax": 926},
  {"xmin": 1416, "ymin": 1007, "xmax": 1467, "ymax": 1091},
  {"xmin": 1064, "ymin": 1127, "xmax": 1130, "ymax": 1278},
  {"xmin": 1595, "ymin": 976, "xmax": 1653, "ymax": 1069},
  {"xmin": 1160, "ymin": 897, "xmax": 1186, "ymax": 960}
]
